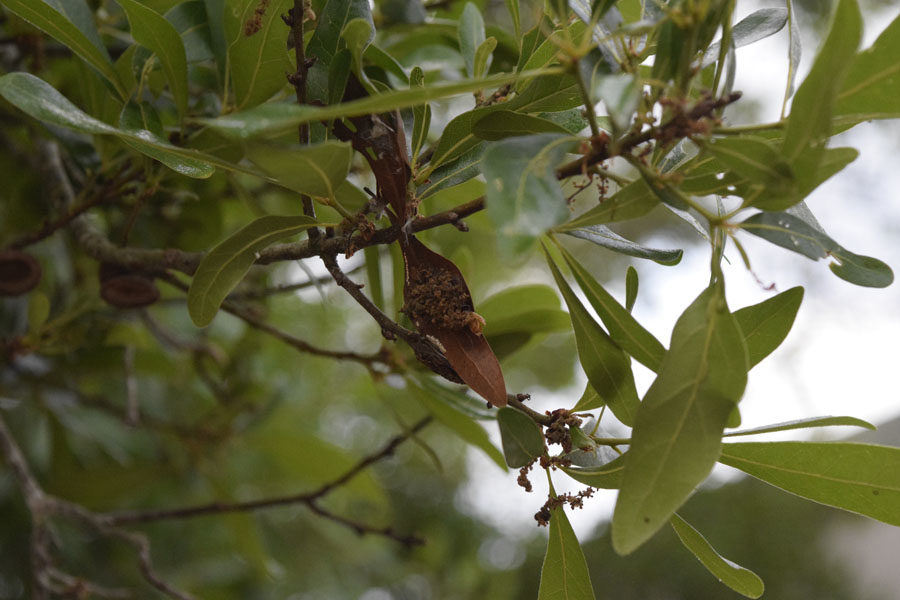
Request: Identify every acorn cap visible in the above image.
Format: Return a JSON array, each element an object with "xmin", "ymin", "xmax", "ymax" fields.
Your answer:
[
  {"xmin": 0, "ymin": 250, "xmax": 42, "ymax": 296},
  {"xmin": 99, "ymin": 262, "xmax": 159, "ymax": 308}
]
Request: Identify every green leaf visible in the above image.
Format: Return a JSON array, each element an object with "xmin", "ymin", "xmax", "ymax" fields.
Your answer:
[
  {"xmin": 738, "ymin": 211, "xmax": 893, "ymax": 288},
  {"xmin": 835, "ymin": 12, "xmax": 900, "ymax": 125},
  {"xmin": 545, "ymin": 247, "xmax": 641, "ymax": 427},
  {"xmin": 564, "ymin": 225, "xmax": 683, "ymax": 266},
  {"xmin": 538, "ymin": 489, "xmax": 597, "ymax": 600},
  {"xmin": 364, "ymin": 246, "xmax": 385, "ymax": 311},
  {"xmin": 733, "ymin": 286, "xmax": 803, "ymax": 368},
  {"xmin": 625, "ymin": 266, "xmax": 638, "ymax": 313},
  {"xmin": 0, "ymin": 73, "xmax": 215, "ymax": 178},
  {"xmin": 245, "ymin": 141, "xmax": 353, "ymax": 199},
  {"xmin": 483, "ymin": 134, "xmax": 573, "ymax": 257},
  {"xmin": 719, "ymin": 442, "xmax": 900, "ymax": 527},
  {"xmin": 472, "ymin": 110, "xmax": 571, "ymax": 141},
  {"xmin": 305, "ymin": 0, "xmax": 373, "ymax": 104},
  {"xmin": 417, "ymin": 143, "xmax": 485, "ymax": 201},
  {"xmin": 3, "ymin": 0, "xmax": 126, "ymax": 98},
  {"xmin": 505, "ymin": 0, "xmax": 520, "ymax": 41},
  {"xmin": 612, "ymin": 282, "xmax": 749, "ymax": 555},
  {"xmin": 341, "ymin": 17, "xmax": 375, "ymax": 90},
  {"xmin": 594, "ymin": 73, "xmax": 641, "ymax": 132},
  {"xmin": 458, "ymin": 3, "xmax": 485, "ymax": 79},
  {"xmin": 167, "ymin": 1, "xmax": 215, "ymax": 63},
  {"xmin": 571, "ymin": 382, "xmax": 604, "ymax": 412},
  {"xmin": 556, "ymin": 243, "xmax": 666, "ymax": 373},
  {"xmin": 224, "ymin": 0, "xmax": 293, "ymax": 110},
  {"xmin": 187, "ymin": 215, "xmax": 320, "ymax": 327},
  {"xmin": 563, "ymin": 453, "xmax": 626, "ymax": 489},
  {"xmin": 562, "ymin": 178, "xmax": 658, "ymax": 228},
  {"xmin": 408, "ymin": 380, "xmax": 506, "ymax": 470},
  {"xmin": 670, "ymin": 514, "xmax": 765, "ymax": 599},
  {"xmin": 497, "ymin": 407, "xmax": 545, "ymax": 468},
  {"xmin": 118, "ymin": 0, "xmax": 189, "ymax": 118},
  {"xmin": 705, "ymin": 136, "xmax": 794, "ymax": 202},
  {"xmin": 473, "ymin": 37, "xmax": 497, "ymax": 79},
  {"xmin": 410, "ymin": 67, "xmax": 431, "ymax": 165},
  {"xmin": 723, "ymin": 416, "xmax": 876, "ymax": 438},
  {"xmin": 782, "ymin": 0, "xmax": 860, "ymax": 164},
  {"xmin": 702, "ymin": 8, "xmax": 787, "ymax": 67},
  {"xmin": 783, "ymin": 0, "xmax": 801, "ymax": 104}
]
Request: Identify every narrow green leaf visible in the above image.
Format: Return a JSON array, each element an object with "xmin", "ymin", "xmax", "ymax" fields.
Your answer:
[
  {"xmin": 417, "ymin": 143, "xmax": 484, "ymax": 201},
  {"xmin": 564, "ymin": 453, "xmax": 626, "ymax": 489},
  {"xmin": 538, "ymin": 491, "xmax": 597, "ymax": 600},
  {"xmin": 670, "ymin": 514, "xmax": 765, "ymax": 599},
  {"xmin": 835, "ymin": 12, "xmax": 900, "ymax": 125},
  {"xmin": 202, "ymin": 0, "xmax": 228, "ymax": 79},
  {"xmin": 739, "ymin": 211, "xmax": 893, "ymax": 288},
  {"xmin": 458, "ymin": 3, "xmax": 485, "ymax": 78},
  {"xmin": 562, "ymin": 178, "xmax": 658, "ymax": 228},
  {"xmin": 473, "ymin": 110, "xmax": 571, "ymax": 141},
  {"xmin": 118, "ymin": 0, "xmax": 189, "ymax": 118},
  {"xmin": 625, "ymin": 266, "xmax": 638, "ymax": 313},
  {"xmin": 497, "ymin": 407, "xmax": 545, "ymax": 468},
  {"xmin": 188, "ymin": 215, "xmax": 320, "ymax": 327},
  {"xmin": 723, "ymin": 416, "xmax": 876, "ymax": 438},
  {"xmin": 0, "ymin": 73, "xmax": 215, "ymax": 178},
  {"xmin": 484, "ymin": 134, "xmax": 573, "ymax": 257},
  {"xmin": 556, "ymin": 244, "xmax": 666, "ymax": 373},
  {"xmin": 564, "ymin": 225, "xmax": 683, "ymax": 266},
  {"xmin": 409, "ymin": 380, "xmax": 506, "ymax": 470},
  {"xmin": 705, "ymin": 137, "xmax": 794, "ymax": 197},
  {"xmin": 545, "ymin": 247, "xmax": 641, "ymax": 427},
  {"xmin": 733, "ymin": 286, "xmax": 803, "ymax": 368},
  {"xmin": 409, "ymin": 67, "xmax": 431, "ymax": 165},
  {"xmin": 571, "ymin": 382, "xmax": 604, "ymax": 412},
  {"xmin": 702, "ymin": 8, "xmax": 787, "ymax": 67},
  {"xmin": 612, "ymin": 282, "xmax": 749, "ymax": 555},
  {"xmin": 472, "ymin": 36, "xmax": 497, "ymax": 80},
  {"xmin": 505, "ymin": 0, "xmax": 521, "ymax": 41},
  {"xmin": 3, "ymin": 0, "xmax": 126, "ymax": 97},
  {"xmin": 720, "ymin": 442, "xmax": 900, "ymax": 526},
  {"xmin": 224, "ymin": 0, "xmax": 293, "ymax": 110},
  {"xmin": 245, "ymin": 141, "xmax": 353, "ymax": 199},
  {"xmin": 364, "ymin": 246, "xmax": 385, "ymax": 311},
  {"xmin": 305, "ymin": 0, "xmax": 373, "ymax": 103},
  {"xmin": 782, "ymin": 0, "xmax": 801, "ymax": 108}
]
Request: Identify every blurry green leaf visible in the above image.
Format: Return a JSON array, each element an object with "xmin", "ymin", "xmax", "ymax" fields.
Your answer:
[
  {"xmin": 0, "ymin": 73, "xmax": 215, "ymax": 178},
  {"xmin": 702, "ymin": 8, "xmax": 787, "ymax": 67},
  {"xmin": 564, "ymin": 225, "xmax": 683, "ymax": 265},
  {"xmin": 556, "ymin": 243, "xmax": 666, "ymax": 373},
  {"xmin": 224, "ymin": 0, "xmax": 293, "ymax": 110},
  {"xmin": 515, "ymin": 15, "xmax": 553, "ymax": 73},
  {"xmin": 505, "ymin": 0, "xmax": 520, "ymax": 40},
  {"xmin": 118, "ymin": 0, "xmax": 189, "ymax": 118},
  {"xmin": 188, "ymin": 215, "xmax": 320, "ymax": 327},
  {"xmin": 364, "ymin": 246, "xmax": 385, "ymax": 311},
  {"xmin": 497, "ymin": 407, "xmax": 545, "ymax": 468},
  {"xmin": 119, "ymin": 102, "xmax": 164, "ymax": 138},
  {"xmin": 410, "ymin": 67, "xmax": 431, "ymax": 164},
  {"xmin": 705, "ymin": 137, "xmax": 794, "ymax": 205},
  {"xmin": 3, "ymin": 0, "xmax": 126, "ymax": 97},
  {"xmin": 739, "ymin": 211, "xmax": 893, "ymax": 288},
  {"xmin": 483, "ymin": 134, "xmax": 573, "ymax": 257},
  {"xmin": 563, "ymin": 178, "xmax": 658, "ymax": 228},
  {"xmin": 342, "ymin": 17, "xmax": 375, "ymax": 89},
  {"xmin": 720, "ymin": 442, "xmax": 900, "ymax": 526},
  {"xmin": 783, "ymin": 0, "xmax": 801, "ymax": 104},
  {"xmin": 723, "ymin": 416, "xmax": 875, "ymax": 438},
  {"xmin": 245, "ymin": 141, "xmax": 353, "ymax": 199},
  {"xmin": 27, "ymin": 292, "xmax": 51, "ymax": 333},
  {"xmin": 546, "ymin": 247, "xmax": 640, "ymax": 426},
  {"xmin": 473, "ymin": 110, "xmax": 571, "ymax": 141},
  {"xmin": 594, "ymin": 73, "xmax": 640, "ymax": 132},
  {"xmin": 167, "ymin": 1, "xmax": 215, "ymax": 63},
  {"xmin": 612, "ymin": 282, "xmax": 749, "ymax": 555},
  {"xmin": 305, "ymin": 0, "xmax": 373, "ymax": 103},
  {"xmin": 458, "ymin": 3, "xmax": 485, "ymax": 78},
  {"xmin": 733, "ymin": 287, "xmax": 803, "ymax": 368},
  {"xmin": 625, "ymin": 266, "xmax": 638, "ymax": 313},
  {"xmin": 473, "ymin": 37, "xmax": 497, "ymax": 79},
  {"xmin": 670, "ymin": 514, "xmax": 765, "ymax": 599},
  {"xmin": 538, "ymin": 490, "xmax": 597, "ymax": 600},
  {"xmin": 835, "ymin": 12, "xmax": 900, "ymax": 126},
  {"xmin": 409, "ymin": 380, "xmax": 506, "ymax": 470},
  {"xmin": 203, "ymin": 0, "xmax": 227, "ymax": 80},
  {"xmin": 564, "ymin": 453, "xmax": 626, "ymax": 489}
]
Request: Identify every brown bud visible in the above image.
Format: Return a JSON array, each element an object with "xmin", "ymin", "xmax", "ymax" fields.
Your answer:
[
  {"xmin": 0, "ymin": 250, "xmax": 42, "ymax": 296},
  {"xmin": 99, "ymin": 263, "xmax": 159, "ymax": 308}
]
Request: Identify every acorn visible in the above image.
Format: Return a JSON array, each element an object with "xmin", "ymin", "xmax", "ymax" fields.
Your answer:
[
  {"xmin": 98, "ymin": 262, "xmax": 159, "ymax": 308},
  {"xmin": 0, "ymin": 250, "xmax": 42, "ymax": 296}
]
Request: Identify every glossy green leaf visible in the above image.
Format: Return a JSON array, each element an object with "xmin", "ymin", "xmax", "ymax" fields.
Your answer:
[
  {"xmin": 484, "ymin": 134, "xmax": 573, "ymax": 257},
  {"xmin": 612, "ymin": 282, "xmax": 749, "ymax": 555},
  {"xmin": 556, "ymin": 244, "xmax": 666, "ymax": 373},
  {"xmin": 702, "ymin": 8, "xmax": 787, "ymax": 67},
  {"xmin": 723, "ymin": 416, "xmax": 875, "ymax": 438},
  {"xmin": 835, "ymin": 12, "xmax": 900, "ymax": 126},
  {"xmin": 0, "ymin": 73, "xmax": 215, "ymax": 178},
  {"xmin": 562, "ymin": 179, "xmax": 658, "ymax": 228},
  {"xmin": 119, "ymin": 102, "xmax": 164, "ymax": 138},
  {"xmin": 739, "ymin": 211, "xmax": 893, "ymax": 288},
  {"xmin": 625, "ymin": 266, "xmax": 638, "ymax": 313},
  {"xmin": 245, "ymin": 141, "xmax": 353, "ymax": 199},
  {"xmin": 720, "ymin": 442, "xmax": 900, "ymax": 526},
  {"xmin": 782, "ymin": 0, "xmax": 860, "ymax": 164},
  {"xmin": 473, "ymin": 110, "xmax": 571, "ymax": 141},
  {"xmin": 564, "ymin": 453, "xmax": 626, "ymax": 489},
  {"xmin": 409, "ymin": 380, "xmax": 506, "ymax": 470},
  {"xmin": 458, "ymin": 3, "xmax": 485, "ymax": 78},
  {"xmin": 546, "ymin": 247, "xmax": 641, "ymax": 426},
  {"xmin": 188, "ymin": 215, "xmax": 320, "ymax": 326},
  {"xmin": 564, "ymin": 225, "xmax": 683, "ymax": 266},
  {"xmin": 224, "ymin": 0, "xmax": 293, "ymax": 110},
  {"xmin": 497, "ymin": 407, "xmax": 545, "ymax": 468},
  {"xmin": 305, "ymin": 0, "xmax": 373, "ymax": 103},
  {"xmin": 538, "ymin": 490, "xmax": 597, "ymax": 600},
  {"xmin": 410, "ymin": 67, "xmax": 431, "ymax": 164},
  {"xmin": 118, "ymin": 0, "xmax": 189, "ymax": 118},
  {"xmin": 3, "ymin": 0, "xmax": 126, "ymax": 97},
  {"xmin": 733, "ymin": 286, "xmax": 803, "ymax": 368},
  {"xmin": 670, "ymin": 514, "xmax": 765, "ymax": 599}
]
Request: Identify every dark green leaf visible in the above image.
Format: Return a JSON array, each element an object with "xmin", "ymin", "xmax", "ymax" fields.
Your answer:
[
  {"xmin": 167, "ymin": 2, "xmax": 215, "ymax": 63},
  {"xmin": 564, "ymin": 453, "xmax": 626, "ymax": 489},
  {"xmin": 564, "ymin": 225, "xmax": 683, "ymax": 265},
  {"xmin": 305, "ymin": 0, "xmax": 373, "ymax": 103},
  {"xmin": 723, "ymin": 416, "xmax": 876, "ymax": 438},
  {"xmin": 705, "ymin": 136, "xmax": 794, "ymax": 200},
  {"xmin": 417, "ymin": 143, "xmax": 485, "ymax": 200},
  {"xmin": 546, "ymin": 247, "xmax": 641, "ymax": 426},
  {"xmin": 538, "ymin": 489, "xmax": 597, "ymax": 600},
  {"xmin": 612, "ymin": 282, "xmax": 749, "ymax": 555},
  {"xmin": 733, "ymin": 286, "xmax": 803, "ymax": 368},
  {"xmin": 473, "ymin": 110, "xmax": 571, "ymax": 141},
  {"xmin": 625, "ymin": 266, "xmax": 638, "ymax": 312},
  {"xmin": 670, "ymin": 514, "xmax": 765, "ymax": 598},
  {"xmin": 188, "ymin": 216, "xmax": 320, "ymax": 327},
  {"xmin": 835, "ymin": 12, "xmax": 900, "ymax": 126},
  {"xmin": 720, "ymin": 442, "xmax": 900, "ymax": 526},
  {"xmin": 497, "ymin": 407, "xmax": 545, "ymax": 468},
  {"xmin": 245, "ymin": 141, "xmax": 353, "ymax": 199},
  {"xmin": 118, "ymin": 0, "xmax": 189, "ymax": 118}
]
